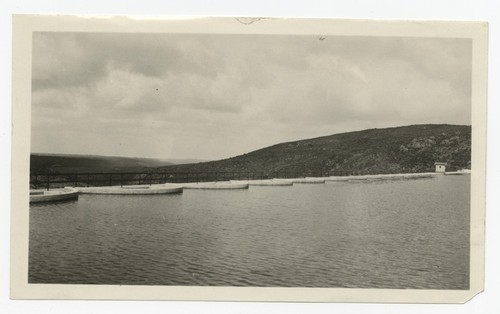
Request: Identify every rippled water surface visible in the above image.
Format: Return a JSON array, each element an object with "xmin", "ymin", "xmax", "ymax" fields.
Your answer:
[{"xmin": 29, "ymin": 175, "xmax": 470, "ymax": 289}]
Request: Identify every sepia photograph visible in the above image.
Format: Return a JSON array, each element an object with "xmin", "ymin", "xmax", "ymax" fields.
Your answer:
[{"xmin": 10, "ymin": 16, "xmax": 488, "ymax": 302}]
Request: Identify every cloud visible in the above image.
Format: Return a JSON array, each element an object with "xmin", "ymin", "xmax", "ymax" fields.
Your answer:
[{"xmin": 31, "ymin": 33, "xmax": 472, "ymax": 159}]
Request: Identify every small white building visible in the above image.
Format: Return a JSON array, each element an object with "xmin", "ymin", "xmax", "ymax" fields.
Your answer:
[{"xmin": 434, "ymin": 162, "xmax": 447, "ymax": 173}]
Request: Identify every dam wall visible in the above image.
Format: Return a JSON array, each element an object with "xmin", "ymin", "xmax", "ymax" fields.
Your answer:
[{"xmin": 29, "ymin": 171, "xmax": 467, "ymax": 203}]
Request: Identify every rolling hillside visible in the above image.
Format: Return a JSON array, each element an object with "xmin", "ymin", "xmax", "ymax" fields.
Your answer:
[
  {"xmin": 156, "ymin": 124, "xmax": 471, "ymax": 176},
  {"xmin": 30, "ymin": 124, "xmax": 471, "ymax": 176}
]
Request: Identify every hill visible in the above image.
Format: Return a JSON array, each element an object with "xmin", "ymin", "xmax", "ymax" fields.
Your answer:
[
  {"xmin": 156, "ymin": 124, "xmax": 471, "ymax": 176},
  {"xmin": 30, "ymin": 154, "xmax": 176, "ymax": 174}
]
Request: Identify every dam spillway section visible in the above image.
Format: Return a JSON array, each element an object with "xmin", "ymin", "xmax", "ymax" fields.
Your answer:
[{"xmin": 77, "ymin": 184, "xmax": 184, "ymax": 195}]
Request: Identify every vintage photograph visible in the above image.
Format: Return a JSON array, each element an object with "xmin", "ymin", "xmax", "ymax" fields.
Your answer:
[{"xmin": 11, "ymin": 16, "xmax": 488, "ymax": 302}]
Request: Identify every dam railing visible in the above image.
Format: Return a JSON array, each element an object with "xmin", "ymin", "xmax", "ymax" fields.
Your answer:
[
  {"xmin": 30, "ymin": 170, "xmax": 361, "ymax": 190},
  {"xmin": 30, "ymin": 166, "xmax": 442, "ymax": 190}
]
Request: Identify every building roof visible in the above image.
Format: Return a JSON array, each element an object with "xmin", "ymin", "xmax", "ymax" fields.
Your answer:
[{"xmin": 434, "ymin": 162, "xmax": 447, "ymax": 166}]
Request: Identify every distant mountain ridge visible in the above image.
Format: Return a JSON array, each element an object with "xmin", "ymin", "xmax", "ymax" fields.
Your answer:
[
  {"xmin": 30, "ymin": 153, "xmax": 205, "ymax": 174},
  {"xmin": 156, "ymin": 124, "xmax": 471, "ymax": 175}
]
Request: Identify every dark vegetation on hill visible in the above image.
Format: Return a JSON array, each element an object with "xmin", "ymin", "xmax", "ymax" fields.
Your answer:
[
  {"xmin": 156, "ymin": 124, "xmax": 471, "ymax": 176},
  {"xmin": 30, "ymin": 124, "xmax": 471, "ymax": 177},
  {"xmin": 30, "ymin": 154, "xmax": 174, "ymax": 174}
]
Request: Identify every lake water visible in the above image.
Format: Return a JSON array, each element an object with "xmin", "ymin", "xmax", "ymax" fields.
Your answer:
[{"xmin": 29, "ymin": 175, "xmax": 470, "ymax": 289}]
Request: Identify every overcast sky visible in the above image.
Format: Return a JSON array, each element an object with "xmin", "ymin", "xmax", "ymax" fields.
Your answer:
[{"xmin": 31, "ymin": 32, "xmax": 472, "ymax": 160}]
